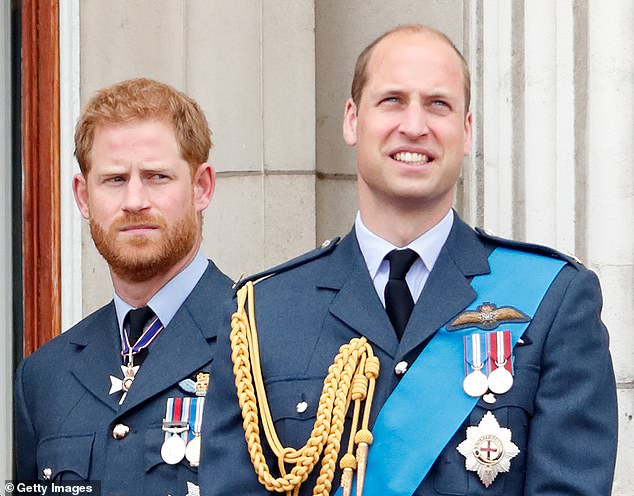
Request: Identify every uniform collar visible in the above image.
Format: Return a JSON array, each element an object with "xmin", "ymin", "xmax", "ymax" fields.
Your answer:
[
  {"xmin": 355, "ymin": 209, "xmax": 454, "ymax": 279},
  {"xmin": 113, "ymin": 250, "xmax": 209, "ymax": 333}
]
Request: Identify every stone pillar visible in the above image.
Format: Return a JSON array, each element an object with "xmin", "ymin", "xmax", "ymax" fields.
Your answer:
[
  {"xmin": 469, "ymin": 1, "xmax": 634, "ymax": 492},
  {"xmin": 587, "ymin": 2, "xmax": 634, "ymax": 493}
]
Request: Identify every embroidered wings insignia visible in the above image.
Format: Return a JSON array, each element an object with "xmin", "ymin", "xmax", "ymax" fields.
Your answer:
[
  {"xmin": 447, "ymin": 303, "xmax": 530, "ymax": 331},
  {"xmin": 178, "ymin": 378, "xmax": 197, "ymax": 394}
]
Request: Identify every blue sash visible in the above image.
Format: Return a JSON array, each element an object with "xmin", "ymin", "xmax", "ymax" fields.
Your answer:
[{"xmin": 335, "ymin": 247, "xmax": 566, "ymax": 496}]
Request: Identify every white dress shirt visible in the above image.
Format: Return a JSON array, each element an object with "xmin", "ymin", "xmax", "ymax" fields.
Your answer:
[
  {"xmin": 113, "ymin": 249, "xmax": 209, "ymax": 334},
  {"xmin": 355, "ymin": 210, "xmax": 454, "ymax": 306}
]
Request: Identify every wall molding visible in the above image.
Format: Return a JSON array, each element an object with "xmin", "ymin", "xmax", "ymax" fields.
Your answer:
[{"xmin": 21, "ymin": 0, "xmax": 61, "ymax": 355}]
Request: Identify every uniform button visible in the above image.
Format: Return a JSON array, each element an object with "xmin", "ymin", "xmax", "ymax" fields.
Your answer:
[
  {"xmin": 296, "ymin": 401, "xmax": 308, "ymax": 413},
  {"xmin": 321, "ymin": 239, "xmax": 331, "ymax": 249},
  {"xmin": 394, "ymin": 361, "xmax": 408, "ymax": 375},
  {"xmin": 42, "ymin": 466, "xmax": 52, "ymax": 480},
  {"xmin": 112, "ymin": 423, "xmax": 130, "ymax": 439}
]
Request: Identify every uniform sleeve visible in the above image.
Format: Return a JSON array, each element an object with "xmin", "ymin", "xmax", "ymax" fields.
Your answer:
[
  {"xmin": 525, "ymin": 267, "xmax": 617, "ymax": 494},
  {"xmin": 14, "ymin": 359, "xmax": 38, "ymax": 481}
]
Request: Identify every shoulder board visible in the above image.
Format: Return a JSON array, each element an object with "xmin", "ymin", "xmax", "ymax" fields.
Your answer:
[
  {"xmin": 475, "ymin": 227, "xmax": 583, "ymax": 266},
  {"xmin": 233, "ymin": 237, "xmax": 341, "ymax": 292}
]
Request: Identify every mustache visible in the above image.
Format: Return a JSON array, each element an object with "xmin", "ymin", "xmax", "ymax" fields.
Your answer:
[{"xmin": 111, "ymin": 213, "xmax": 166, "ymax": 230}]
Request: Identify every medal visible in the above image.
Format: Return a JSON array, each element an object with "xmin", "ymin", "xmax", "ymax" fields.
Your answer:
[
  {"xmin": 161, "ymin": 398, "xmax": 191, "ymax": 465},
  {"xmin": 486, "ymin": 331, "xmax": 514, "ymax": 394},
  {"xmin": 109, "ymin": 310, "xmax": 165, "ymax": 402},
  {"xmin": 161, "ymin": 434, "xmax": 187, "ymax": 465},
  {"xmin": 463, "ymin": 333, "xmax": 488, "ymax": 397},
  {"xmin": 457, "ymin": 411, "xmax": 520, "ymax": 487},
  {"xmin": 463, "ymin": 370, "xmax": 488, "ymax": 397},
  {"xmin": 109, "ymin": 358, "xmax": 140, "ymax": 404},
  {"xmin": 185, "ymin": 435, "xmax": 201, "ymax": 466},
  {"xmin": 185, "ymin": 397, "xmax": 205, "ymax": 467},
  {"xmin": 487, "ymin": 367, "xmax": 513, "ymax": 394}
]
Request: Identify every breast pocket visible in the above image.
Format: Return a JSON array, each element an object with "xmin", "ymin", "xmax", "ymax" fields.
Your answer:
[
  {"xmin": 143, "ymin": 424, "xmax": 197, "ymax": 496},
  {"xmin": 430, "ymin": 364, "xmax": 539, "ymax": 496},
  {"xmin": 37, "ymin": 433, "xmax": 95, "ymax": 481},
  {"xmin": 265, "ymin": 377, "xmax": 327, "ymax": 449}
]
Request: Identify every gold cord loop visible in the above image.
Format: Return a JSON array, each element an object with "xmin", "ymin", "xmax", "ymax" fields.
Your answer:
[{"xmin": 231, "ymin": 281, "xmax": 379, "ymax": 496}]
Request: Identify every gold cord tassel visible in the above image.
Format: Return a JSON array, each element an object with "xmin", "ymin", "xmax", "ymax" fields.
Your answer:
[
  {"xmin": 354, "ymin": 430, "xmax": 373, "ymax": 496},
  {"xmin": 231, "ymin": 282, "xmax": 380, "ymax": 496}
]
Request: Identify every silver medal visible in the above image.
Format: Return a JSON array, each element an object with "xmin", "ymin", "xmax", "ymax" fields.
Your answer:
[
  {"xmin": 488, "ymin": 366, "xmax": 514, "ymax": 394},
  {"xmin": 161, "ymin": 434, "xmax": 187, "ymax": 465},
  {"xmin": 185, "ymin": 435, "xmax": 201, "ymax": 467},
  {"xmin": 463, "ymin": 369, "xmax": 489, "ymax": 397}
]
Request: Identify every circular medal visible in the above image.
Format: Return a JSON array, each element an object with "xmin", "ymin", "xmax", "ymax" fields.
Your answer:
[
  {"xmin": 488, "ymin": 367, "xmax": 514, "ymax": 394},
  {"xmin": 161, "ymin": 434, "xmax": 186, "ymax": 465},
  {"xmin": 473, "ymin": 434, "xmax": 505, "ymax": 466},
  {"xmin": 122, "ymin": 376, "xmax": 135, "ymax": 391},
  {"xmin": 463, "ymin": 370, "xmax": 488, "ymax": 397},
  {"xmin": 185, "ymin": 435, "xmax": 201, "ymax": 467}
]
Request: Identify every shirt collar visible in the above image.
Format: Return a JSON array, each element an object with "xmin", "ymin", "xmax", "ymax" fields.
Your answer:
[
  {"xmin": 113, "ymin": 250, "xmax": 209, "ymax": 333},
  {"xmin": 355, "ymin": 209, "xmax": 454, "ymax": 279}
]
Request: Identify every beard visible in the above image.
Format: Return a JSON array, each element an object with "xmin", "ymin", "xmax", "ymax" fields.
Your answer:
[{"xmin": 90, "ymin": 209, "xmax": 199, "ymax": 283}]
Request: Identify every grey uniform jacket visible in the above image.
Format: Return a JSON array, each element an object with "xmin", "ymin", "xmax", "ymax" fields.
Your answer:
[
  {"xmin": 202, "ymin": 214, "xmax": 618, "ymax": 496},
  {"xmin": 15, "ymin": 261, "xmax": 233, "ymax": 496}
]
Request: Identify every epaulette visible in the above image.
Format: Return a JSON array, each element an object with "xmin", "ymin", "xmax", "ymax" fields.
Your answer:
[
  {"xmin": 475, "ymin": 227, "xmax": 583, "ymax": 266},
  {"xmin": 232, "ymin": 237, "xmax": 341, "ymax": 292}
]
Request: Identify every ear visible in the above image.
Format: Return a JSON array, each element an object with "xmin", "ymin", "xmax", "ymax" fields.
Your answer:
[
  {"xmin": 72, "ymin": 173, "xmax": 91, "ymax": 219},
  {"xmin": 342, "ymin": 98, "xmax": 358, "ymax": 146},
  {"xmin": 463, "ymin": 111, "xmax": 473, "ymax": 156},
  {"xmin": 193, "ymin": 162, "xmax": 215, "ymax": 212}
]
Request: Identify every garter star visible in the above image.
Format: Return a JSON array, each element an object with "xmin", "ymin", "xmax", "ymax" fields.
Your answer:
[{"xmin": 457, "ymin": 411, "xmax": 519, "ymax": 487}]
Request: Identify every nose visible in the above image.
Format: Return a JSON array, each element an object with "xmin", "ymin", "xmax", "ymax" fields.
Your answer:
[
  {"xmin": 122, "ymin": 176, "xmax": 150, "ymax": 212},
  {"xmin": 399, "ymin": 102, "xmax": 429, "ymax": 139}
]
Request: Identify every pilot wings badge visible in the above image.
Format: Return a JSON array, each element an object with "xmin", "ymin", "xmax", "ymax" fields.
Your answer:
[
  {"xmin": 457, "ymin": 411, "xmax": 519, "ymax": 487},
  {"xmin": 447, "ymin": 303, "xmax": 529, "ymax": 331}
]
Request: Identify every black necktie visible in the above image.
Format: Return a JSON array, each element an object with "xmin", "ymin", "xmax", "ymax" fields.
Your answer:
[
  {"xmin": 384, "ymin": 249, "xmax": 418, "ymax": 339},
  {"xmin": 125, "ymin": 306, "xmax": 155, "ymax": 365}
]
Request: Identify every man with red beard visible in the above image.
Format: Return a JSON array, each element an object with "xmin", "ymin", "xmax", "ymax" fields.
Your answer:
[{"xmin": 15, "ymin": 78, "xmax": 234, "ymax": 496}]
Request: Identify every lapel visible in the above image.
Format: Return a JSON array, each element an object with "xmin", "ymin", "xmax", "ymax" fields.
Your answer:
[
  {"xmin": 118, "ymin": 262, "xmax": 231, "ymax": 416},
  {"xmin": 397, "ymin": 215, "xmax": 492, "ymax": 358},
  {"xmin": 318, "ymin": 214, "xmax": 492, "ymax": 361},
  {"xmin": 69, "ymin": 303, "xmax": 124, "ymax": 413},
  {"xmin": 318, "ymin": 231, "xmax": 400, "ymax": 357}
]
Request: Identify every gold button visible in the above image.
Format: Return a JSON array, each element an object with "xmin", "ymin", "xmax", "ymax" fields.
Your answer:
[
  {"xmin": 112, "ymin": 423, "xmax": 130, "ymax": 439},
  {"xmin": 394, "ymin": 361, "xmax": 408, "ymax": 375}
]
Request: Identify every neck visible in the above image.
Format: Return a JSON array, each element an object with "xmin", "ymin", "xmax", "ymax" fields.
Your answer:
[
  {"xmin": 358, "ymin": 196, "xmax": 452, "ymax": 247},
  {"xmin": 111, "ymin": 241, "xmax": 200, "ymax": 308}
]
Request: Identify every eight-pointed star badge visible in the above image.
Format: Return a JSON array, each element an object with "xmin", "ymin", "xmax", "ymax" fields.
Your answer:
[{"xmin": 457, "ymin": 411, "xmax": 520, "ymax": 487}]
